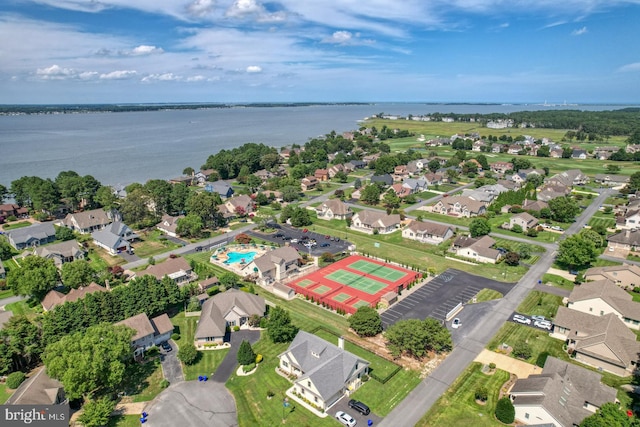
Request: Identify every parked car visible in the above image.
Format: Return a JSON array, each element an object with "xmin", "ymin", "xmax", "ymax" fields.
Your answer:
[
  {"xmin": 348, "ymin": 399, "xmax": 370, "ymax": 416},
  {"xmin": 451, "ymin": 318, "xmax": 461, "ymax": 329},
  {"xmin": 161, "ymin": 341, "xmax": 172, "ymax": 352},
  {"xmin": 320, "ymin": 243, "xmax": 330, "ymax": 247},
  {"xmin": 534, "ymin": 320, "xmax": 552, "ymax": 330},
  {"xmin": 531, "ymin": 315, "xmax": 546, "ymax": 322},
  {"xmin": 335, "ymin": 411, "xmax": 357, "ymax": 427},
  {"xmin": 551, "ymin": 226, "xmax": 564, "ymax": 231},
  {"xmin": 512, "ymin": 314, "xmax": 531, "ymax": 325},
  {"xmin": 291, "ymin": 239, "xmax": 299, "ymax": 243},
  {"xmin": 194, "ymin": 246, "xmax": 203, "ymax": 252}
]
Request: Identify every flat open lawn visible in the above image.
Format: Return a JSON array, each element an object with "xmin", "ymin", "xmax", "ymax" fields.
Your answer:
[
  {"xmin": 1, "ymin": 221, "xmax": 32, "ymax": 230},
  {"xmin": 132, "ymin": 229, "xmax": 182, "ymax": 258},
  {"xmin": 107, "ymin": 415, "xmax": 142, "ymax": 427},
  {"xmin": 416, "ymin": 363, "xmax": 510, "ymax": 427},
  {"xmin": 516, "ymin": 290, "xmax": 563, "ymax": 318},
  {"xmin": 170, "ymin": 311, "xmax": 229, "ymax": 381},
  {"xmin": 0, "ymin": 383, "xmax": 14, "ymax": 404},
  {"xmin": 350, "ymin": 367, "xmax": 421, "ymax": 416},
  {"xmin": 542, "ymin": 273, "xmax": 575, "ymax": 291},
  {"xmin": 471, "ymin": 289, "xmax": 503, "ymax": 303},
  {"xmin": 487, "ymin": 322, "xmax": 570, "ymax": 366},
  {"xmin": 0, "ymin": 288, "xmax": 15, "ymax": 299},
  {"xmin": 122, "ymin": 357, "xmax": 165, "ymax": 403},
  {"xmin": 5, "ymin": 299, "xmax": 42, "ymax": 318}
]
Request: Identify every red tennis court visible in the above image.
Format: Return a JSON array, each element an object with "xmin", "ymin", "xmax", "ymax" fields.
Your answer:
[{"xmin": 289, "ymin": 255, "xmax": 420, "ymax": 314}]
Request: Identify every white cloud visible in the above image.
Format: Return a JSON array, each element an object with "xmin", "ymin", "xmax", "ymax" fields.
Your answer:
[
  {"xmin": 186, "ymin": 75, "xmax": 206, "ymax": 82},
  {"xmin": 225, "ymin": 0, "xmax": 287, "ymax": 22},
  {"xmin": 36, "ymin": 64, "xmax": 76, "ymax": 79},
  {"xmin": 129, "ymin": 45, "xmax": 164, "ymax": 55},
  {"xmin": 572, "ymin": 26, "xmax": 588, "ymax": 36},
  {"xmin": 78, "ymin": 71, "xmax": 99, "ymax": 80},
  {"xmin": 186, "ymin": 0, "xmax": 216, "ymax": 18},
  {"xmin": 618, "ymin": 62, "xmax": 640, "ymax": 72},
  {"xmin": 246, "ymin": 65, "xmax": 262, "ymax": 73},
  {"xmin": 100, "ymin": 70, "xmax": 138, "ymax": 79},
  {"xmin": 142, "ymin": 73, "xmax": 182, "ymax": 82},
  {"xmin": 324, "ymin": 31, "xmax": 353, "ymax": 44}
]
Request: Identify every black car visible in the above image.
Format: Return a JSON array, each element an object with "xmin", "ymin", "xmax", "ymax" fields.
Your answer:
[
  {"xmin": 194, "ymin": 246, "xmax": 203, "ymax": 252},
  {"xmin": 348, "ymin": 399, "xmax": 370, "ymax": 415},
  {"xmin": 161, "ymin": 341, "xmax": 172, "ymax": 352}
]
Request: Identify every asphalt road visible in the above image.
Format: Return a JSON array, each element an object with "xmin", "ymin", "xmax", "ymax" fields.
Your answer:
[
  {"xmin": 160, "ymin": 339, "xmax": 184, "ymax": 384},
  {"xmin": 378, "ymin": 187, "xmax": 613, "ymax": 427},
  {"xmin": 211, "ymin": 330, "xmax": 260, "ymax": 383}
]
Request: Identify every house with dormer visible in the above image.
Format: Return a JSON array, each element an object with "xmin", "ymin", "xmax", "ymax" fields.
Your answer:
[
  {"xmin": 91, "ymin": 221, "xmax": 139, "ymax": 255},
  {"xmin": 218, "ymin": 194, "xmax": 254, "ymax": 219},
  {"xmin": 246, "ymin": 246, "xmax": 301, "ymax": 285},
  {"xmin": 510, "ymin": 356, "xmax": 617, "ymax": 427},
  {"xmin": 278, "ymin": 331, "xmax": 370, "ymax": 411},
  {"xmin": 451, "ymin": 235, "xmax": 501, "ymax": 264},
  {"xmin": 567, "ymin": 279, "xmax": 640, "ymax": 330},
  {"xmin": 27, "ymin": 239, "xmax": 86, "ymax": 268},
  {"xmin": 6, "ymin": 222, "xmax": 56, "ymax": 250},
  {"xmin": 508, "ymin": 212, "xmax": 539, "ymax": 232},
  {"xmin": 62, "ymin": 209, "xmax": 113, "ymax": 234},
  {"xmin": 156, "ymin": 214, "xmax": 184, "ymax": 237},
  {"xmin": 350, "ymin": 210, "xmax": 401, "ymax": 234},
  {"xmin": 115, "ymin": 312, "xmax": 174, "ymax": 358},
  {"xmin": 431, "ymin": 196, "xmax": 487, "ymax": 218},
  {"xmin": 402, "ymin": 220, "xmax": 454, "ymax": 245},
  {"xmin": 315, "ymin": 199, "xmax": 352, "ymax": 221}
]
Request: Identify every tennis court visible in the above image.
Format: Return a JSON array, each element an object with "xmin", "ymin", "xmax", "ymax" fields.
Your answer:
[{"xmin": 288, "ymin": 255, "xmax": 420, "ymax": 314}]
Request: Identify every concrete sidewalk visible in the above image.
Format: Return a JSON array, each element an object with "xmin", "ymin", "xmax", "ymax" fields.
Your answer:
[{"xmin": 474, "ymin": 349, "xmax": 540, "ymax": 379}]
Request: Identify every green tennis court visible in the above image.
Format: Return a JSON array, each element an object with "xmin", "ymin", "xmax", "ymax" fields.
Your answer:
[
  {"xmin": 352, "ymin": 300, "xmax": 370, "ymax": 309},
  {"xmin": 313, "ymin": 285, "xmax": 331, "ymax": 294},
  {"xmin": 297, "ymin": 279, "xmax": 315, "ymax": 288},
  {"xmin": 332, "ymin": 293, "xmax": 352, "ymax": 302},
  {"xmin": 326, "ymin": 270, "xmax": 387, "ymax": 295},
  {"xmin": 348, "ymin": 259, "xmax": 408, "ymax": 282}
]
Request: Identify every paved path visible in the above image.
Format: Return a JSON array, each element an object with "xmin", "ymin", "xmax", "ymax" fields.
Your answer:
[
  {"xmin": 474, "ymin": 349, "xmax": 541, "ymax": 379},
  {"xmin": 546, "ymin": 267, "xmax": 576, "ymax": 281},
  {"xmin": 211, "ymin": 330, "xmax": 260, "ymax": 383},
  {"xmin": 378, "ymin": 188, "xmax": 612, "ymax": 427}
]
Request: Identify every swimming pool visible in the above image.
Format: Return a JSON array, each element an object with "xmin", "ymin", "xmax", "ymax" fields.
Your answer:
[{"xmin": 223, "ymin": 251, "xmax": 258, "ymax": 265}]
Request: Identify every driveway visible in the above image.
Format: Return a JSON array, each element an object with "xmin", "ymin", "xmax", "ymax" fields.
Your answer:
[
  {"xmin": 160, "ymin": 339, "xmax": 183, "ymax": 384},
  {"xmin": 211, "ymin": 330, "xmax": 261, "ymax": 383},
  {"xmin": 143, "ymin": 381, "xmax": 237, "ymax": 427},
  {"xmin": 330, "ymin": 397, "xmax": 382, "ymax": 427},
  {"xmin": 381, "ymin": 269, "xmax": 514, "ymax": 328}
]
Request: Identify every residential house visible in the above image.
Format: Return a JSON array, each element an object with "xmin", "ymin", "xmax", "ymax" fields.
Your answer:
[
  {"xmin": 301, "ymin": 176, "xmax": 318, "ymax": 191},
  {"xmin": 402, "ymin": 221, "xmax": 454, "ymax": 245},
  {"xmin": 431, "ymin": 196, "xmax": 487, "ymax": 218},
  {"xmin": 549, "ymin": 147, "xmax": 563, "ymax": 158},
  {"xmin": 567, "ymin": 279, "xmax": 640, "ymax": 330},
  {"xmin": 620, "ymin": 210, "xmax": 640, "ymax": 230},
  {"xmin": 315, "ymin": 199, "xmax": 352, "ymax": 221},
  {"xmin": 423, "ymin": 173, "xmax": 444, "ymax": 186},
  {"xmin": 253, "ymin": 169, "xmax": 274, "ymax": 182},
  {"xmin": 41, "ymin": 282, "xmax": 108, "ymax": 311},
  {"xmin": 510, "ymin": 356, "xmax": 617, "ymax": 427},
  {"xmin": 571, "ymin": 149, "xmax": 588, "ymax": 159},
  {"xmin": 522, "ymin": 199, "xmax": 549, "ymax": 213},
  {"xmin": 509, "ymin": 212, "xmax": 539, "ymax": 232},
  {"xmin": 328, "ymin": 164, "xmax": 345, "ymax": 178},
  {"xmin": 402, "ymin": 178, "xmax": 428, "ymax": 193},
  {"xmin": 393, "ymin": 165, "xmax": 409, "ymax": 181},
  {"xmin": 197, "ymin": 276, "xmax": 219, "ymax": 293},
  {"xmin": 142, "ymin": 256, "xmax": 197, "ymax": 285},
  {"xmin": 362, "ymin": 153, "xmax": 381, "ymax": 165},
  {"xmin": 247, "ymin": 246, "xmax": 301, "ymax": 285},
  {"xmin": 91, "ymin": 221, "xmax": 139, "ymax": 255},
  {"xmin": 156, "ymin": 214, "xmax": 184, "ymax": 238},
  {"xmin": 350, "ymin": 210, "xmax": 401, "ymax": 234},
  {"xmin": 584, "ymin": 264, "xmax": 640, "ymax": 290},
  {"xmin": 593, "ymin": 146, "xmax": 619, "ymax": 160},
  {"xmin": 593, "ymin": 174, "xmax": 630, "ymax": 187},
  {"xmin": 626, "ymin": 144, "xmax": 640, "ymax": 154},
  {"xmin": 218, "ymin": 194, "xmax": 254, "ymax": 219},
  {"xmin": 490, "ymin": 162, "xmax": 514, "ymax": 174},
  {"xmin": 546, "ymin": 169, "xmax": 589, "ymax": 187},
  {"xmin": 462, "ymin": 184, "xmax": 508, "ymax": 204},
  {"xmin": 205, "ymin": 180, "xmax": 234, "ymax": 198},
  {"xmin": 347, "ymin": 160, "xmax": 366, "ymax": 170},
  {"xmin": 472, "ymin": 140, "xmax": 486, "ymax": 152},
  {"xmin": 5, "ymin": 367, "xmax": 65, "ymax": 406},
  {"xmin": 194, "ymin": 288, "xmax": 266, "ymax": 345},
  {"xmin": 370, "ymin": 174, "xmax": 393, "ymax": 187},
  {"xmin": 452, "ymin": 235, "xmax": 501, "ymax": 264},
  {"xmin": 407, "ymin": 159, "xmax": 429, "ymax": 175},
  {"xmin": 278, "ymin": 331, "xmax": 370, "ymax": 411},
  {"xmin": 551, "ymin": 306, "xmax": 640, "ymax": 376},
  {"xmin": 116, "ymin": 313, "xmax": 174, "ymax": 358},
  {"xmin": 314, "ymin": 169, "xmax": 329, "ymax": 181},
  {"xmin": 0, "ymin": 203, "xmax": 28, "ymax": 219},
  {"xmin": 389, "ymin": 184, "xmax": 412, "ymax": 198},
  {"xmin": 6, "ymin": 222, "xmax": 56, "ymax": 250},
  {"xmin": 260, "ymin": 190, "xmax": 283, "ymax": 203},
  {"xmin": 28, "ymin": 239, "xmax": 86, "ymax": 268},
  {"xmin": 194, "ymin": 169, "xmax": 217, "ymax": 185},
  {"xmin": 607, "ymin": 229, "xmax": 640, "ymax": 251},
  {"xmin": 537, "ymin": 183, "xmax": 571, "ymax": 202},
  {"xmin": 497, "ymin": 179, "xmax": 519, "ymax": 191},
  {"xmin": 491, "ymin": 143, "xmax": 503, "ymax": 153},
  {"xmin": 168, "ymin": 175, "xmax": 193, "ymax": 186},
  {"xmin": 507, "ymin": 144, "xmax": 523, "ymax": 155}
]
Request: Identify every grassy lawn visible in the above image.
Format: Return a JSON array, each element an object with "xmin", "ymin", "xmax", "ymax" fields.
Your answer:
[
  {"xmin": 588, "ymin": 215, "xmax": 616, "ymax": 229},
  {"xmin": 541, "ymin": 273, "xmax": 575, "ymax": 291},
  {"xmin": 414, "ymin": 210, "xmax": 471, "ymax": 227},
  {"xmin": 0, "ymin": 288, "xmax": 15, "ymax": 299},
  {"xmin": 350, "ymin": 368, "xmax": 422, "ymax": 416},
  {"xmin": 487, "ymin": 322, "xmax": 569, "ymax": 366},
  {"xmin": 132, "ymin": 229, "xmax": 182, "ymax": 258},
  {"xmin": 0, "ymin": 383, "xmax": 14, "ymax": 404},
  {"xmin": 491, "ymin": 237, "xmax": 545, "ymax": 256},
  {"xmin": 107, "ymin": 415, "xmax": 143, "ymax": 427},
  {"xmin": 471, "ymin": 289, "xmax": 503, "ymax": 303},
  {"xmin": 5, "ymin": 299, "xmax": 42, "ymax": 317},
  {"xmin": 170, "ymin": 311, "xmax": 230, "ymax": 381},
  {"xmin": 516, "ymin": 290, "xmax": 563, "ymax": 319},
  {"xmin": 416, "ymin": 363, "xmax": 510, "ymax": 427},
  {"xmin": 1, "ymin": 221, "xmax": 32, "ymax": 230}
]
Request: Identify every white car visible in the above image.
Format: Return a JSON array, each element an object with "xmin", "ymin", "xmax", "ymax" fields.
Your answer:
[
  {"xmin": 452, "ymin": 318, "xmax": 461, "ymax": 329},
  {"xmin": 291, "ymin": 239, "xmax": 299, "ymax": 243},
  {"xmin": 534, "ymin": 320, "xmax": 552, "ymax": 330},
  {"xmin": 512, "ymin": 314, "xmax": 531, "ymax": 325},
  {"xmin": 335, "ymin": 411, "xmax": 357, "ymax": 427},
  {"xmin": 531, "ymin": 315, "xmax": 546, "ymax": 322}
]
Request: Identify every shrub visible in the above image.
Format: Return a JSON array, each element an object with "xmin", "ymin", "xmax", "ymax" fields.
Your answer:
[
  {"xmin": 475, "ymin": 386, "xmax": 489, "ymax": 402},
  {"xmin": 255, "ymin": 354, "xmax": 263, "ymax": 364},
  {"xmin": 267, "ymin": 390, "xmax": 275, "ymax": 398},
  {"xmin": 237, "ymin": 340, "xmax": 256, "ymax": 366},
  {"xmin": 233, "ymin": 325, "xmax": 240, "ymax": 332},
  {"xmin": 6, "ymin": 372, "xmax": 26, "ymax": 389},
  {"xmin": 177, "ymin": 343, "xmax": 199, "ymax": 365},
  {"xmin": 160, "ymin": 379, "xmax": 170, "ymax": 389},
  {"xmin": 512, "ymin": 340, "xmax": 532, "ymax": 360},
  {"xmin": 259, "ymin": 317, "xmax": 268, "ymax": 328},
  {"xmin": 171, "ymin": 333, "xmax": 180, "ymax": 341},
  {"xmin": 489, "ymin": 362, "xmax": 496, "ymax": 370},
  {"xmin": 242, "ymin": 363, "xmax": 256, "ymax": 373},
  {"xmin": 495, "ymin": 397, "xmax": 515, "ymax": 423},
  {"xmin": 7, "ymin": 215, "xmax": 17, "ymax": 222}
]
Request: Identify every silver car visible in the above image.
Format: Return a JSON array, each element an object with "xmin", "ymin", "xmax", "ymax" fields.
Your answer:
[
  {"xmin": 335, "ymin": 411, "xmax": 356, "ymax": 427},
  {"xmin": 534, "ymin": 320, "xmax": 552, "ymax": 330},
  {"xmin": 512, "ymin": 314, "xmax": 531, "ymax": 325}
]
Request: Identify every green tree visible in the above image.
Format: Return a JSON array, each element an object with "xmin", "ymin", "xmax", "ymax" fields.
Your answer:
[
  {"xmin": 581, "ymin": 402, "xmax": 640, "ymax": 427},
  {"xmin": 349, "ymin": 306, "xmax": 382, "ymax": 337},
  {"xmin": 557, "ymin": 235, "xmax": 598, "ymax": 268},
  {"xmin": 61, "ymin": 260, "xmax": 97, "ymax": 289},
  {"xmin": 526, "ymin": 174, "xmax": 544, "ymax": 188},
  {"xmin": 144, "ymin": 179, "xmax": 173, "ymax": 215},
  {"xmin": 54, "ymin": 225, "xmax": 75, "ymax": 241},
  {"xmin": 475, "ymin": 386, "xmax": 489, "ymax": 402},
  {"xmin": 504, "ymin": 251, "xmax": 520, "ymax": 266},
  {"xmin": 170, "ymin": 183, "xmax": 189, "ymax": 215},
  {"xmin": 1, "ymin": 315, "xmax": 43, "ymax": 372},
  {"xmin": 176, "ymin": 214, "xmax": 204, "ymax": 238},
  {"xmin": 237, "ymin": 340, "xmax": 257, "ymax": 366},
  {"xmin": 334, "ymin": 171, "xmax": 349, "ymax": 183},
  {"xmin": 183, "ymin": 167, "xmax": 195, "ymax": 176},
  {"xmin": 580, "ymin": 229, "xmax": 605, "ymax": 248},
  {"xmin": 78, "ymin": 397, "xmax": 116, "ymax": 427},
  {"xmin": 290, "ymin": 207, "xmax": 312, "ymax": 227},
  {"xmin": 360, "ymin": 184, "xmax": 382, "ymax": 205},
  {"xmin": 354, "ymin": 178, "xmax": 362, "ymax": 189},
  {"xmin": 512, "ymin": 340, "xmax": 532, "ymax": 359},
  {"xmin": 0, "ymin": 183, "xmax": 8, "ymax": 203},
  {"xmin": 382, "ymin": 190, "xmax": 401, "ymax": 210},
  {"xmin": 605, "ymin": 164, "xmax": 621, "ymax": 174},
  {"xmin": 427, "ymin": 159, "xmax": 441, "ymax": 173},
  {"xmin": 219, "ymin": 272, "xmax": 238, "ymax": 289},
  {"xmin": 548, "ymin": 196, "xmax": 580, "ymax": 222},
  {"xmin": 186, "ymin": 191, "xmax": 222, "ymax": 228},
  {"xmin": 177, "ymin": 342, "xmax": 199, "ymax": 365},
  {"xmin": 627, "ymin": 171, "xmax": 640, "ymax": 193},
  {"xmin": 0, "ymin": 239, "xmax": 14, "ymax": 261},
  {"xmin": 267, "ymin": 306, "xmax": 299, "ymax": 343},
  {"xmin": 495, "ymin": 397, "xmax": 515, "ymax": 424},
  {"xmin": 7, "ymin": 256, "xmax": 59, "ymax": 299},
  {"xmin": 119, "ymin": 188, "xmax": 151, "ymax": 226},
  {"xmin": 246, "ymin": 175, "xmax": 262, "ymax": 193},
  {"xmin": 43, "ymin": 323, "xmax": 134, "ymax": 399},
  {"xmin": 469, "ymin": 218, "xmax": 491, "ymax": 237},
  {"xmin": 95, "ymin": 186, "xmax": 118, "ymax": 210},
  {"xmin": 385, "ymin": 319, "xmax": 429, "ymax": 358},
  {"xmin": 281, "ymin": 186, "xmax": 301, "ymax": 203}
]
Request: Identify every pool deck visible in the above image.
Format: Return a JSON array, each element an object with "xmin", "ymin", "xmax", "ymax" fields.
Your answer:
[{"xmin": 209, "ymin": 244, "xmax": 277, "ymax": 275}]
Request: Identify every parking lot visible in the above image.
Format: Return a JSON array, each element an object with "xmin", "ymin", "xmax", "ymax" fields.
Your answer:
[
  {"xmin": 381, "ymin": 269, "xmax": 514, "ymax": 328},
  {"xmin": 247, "ymin": 224, "xmax": 351, "ymax": 256}
]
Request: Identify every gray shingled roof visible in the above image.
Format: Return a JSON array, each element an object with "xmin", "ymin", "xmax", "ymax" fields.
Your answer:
[
  {"xmin": 406, "ymin": 220, "xmax": 453, "ymax": 238},
  {"xmin": 33, "ymin": 239, "xmax": 83, "ymax": 259},
  {"xmin": 194, "ymin": 289, "xmax": 265, "ymax": 339},
  {"xmin": 7, "ymin": 222, "xmax": 55, "ymax": 246},
  {"xmin": 278, "ymin": 331, "xmax": 369, "ymax": 401},
  {"xmin": 569, "ymin": 279, "xmax": 640, "ymax": 320},
  {"xmin": 252, "ymin": 246, "xmax": 300, "ymax": 274},
  {"xmin": 63, "ymin": 208, "xmax": 111, "ymax": 230},
  {"xmin": 353, "ymin": 210, "xmax": 400, "ymax": 228}
]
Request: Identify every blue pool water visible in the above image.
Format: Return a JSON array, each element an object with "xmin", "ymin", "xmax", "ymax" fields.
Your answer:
[{"xmin": 223, "ymin": 251, "xmax": 258, "ymax": 265}]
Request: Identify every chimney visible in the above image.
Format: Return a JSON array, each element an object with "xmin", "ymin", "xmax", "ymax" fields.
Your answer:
[{"xmin": 338, "ymin": 336, "xmax": 344, "ymax": 350}]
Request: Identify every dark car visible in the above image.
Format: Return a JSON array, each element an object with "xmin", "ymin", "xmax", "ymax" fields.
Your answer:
[
  {"xmin": 194, "ymin": 246, "xmax": 203, "ymax": 252},
  {"xmin": 320, "ymin": 243, "xmax": 330, "ymax": 247},
  {"xmin": 161, "ymin": 341, "xmax": 172, "ymax": 352},
  {"xmin": 348, "ymin": 399, "xmax": 370, "ymax": 416}
]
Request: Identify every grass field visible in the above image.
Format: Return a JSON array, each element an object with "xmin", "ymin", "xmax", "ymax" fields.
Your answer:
[
  {"xmin": 541, "ymin": 273, "xmax": 575, "ymax": 291},
  {"xmin": 0, "ymin": 288, "xmax": 14, "ymax": 299},
  {"xmin": 470, "ymin": 289, "xmax": 503, "ymax": 303},
  {"xmin": 107, "ymin": 415, "xmax": 142, "ymax": 427},
  {"xmin": 588, "ymin": 215, "xmax": 616, "ymax": 229},
  {"xmin": 0, "ymin": 383, "xmax": 13, "ymax": 404},
  {"xmin": 1, "ymin": 221, "xmax": 32, "ymax": 231},
  {"xmin": 121, "ymin": 357, "xmax": 165, "ymax": 403},
  {"xmin": 132, "ymin": 229, "xmax": 183, "ymax": 258},
  {"xmin": 416, "ymin": 363, "xmax": 510, "ymax": 427}
]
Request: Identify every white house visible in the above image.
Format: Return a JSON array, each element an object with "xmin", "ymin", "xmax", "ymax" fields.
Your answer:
[
  {"xmin": 350, "ymin": 210, "xmax": 401, "ymax": 234},
  {"xmin": 402, "ymin": 220, "xmax": 454, "ymax": 245},
  {"xmin": 115, "ymin": 313, "xmax": 174, "ymax": 358}
]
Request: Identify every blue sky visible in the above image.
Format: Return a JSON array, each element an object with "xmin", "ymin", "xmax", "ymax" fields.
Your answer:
[{"xmin": 1, "ymin": 0, "xmax": 639, "ymax": 104}]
